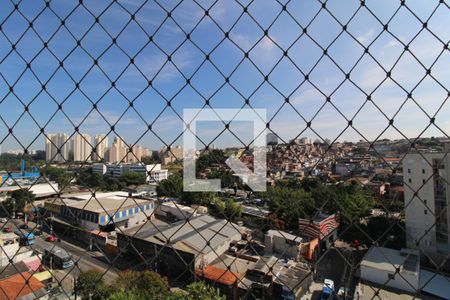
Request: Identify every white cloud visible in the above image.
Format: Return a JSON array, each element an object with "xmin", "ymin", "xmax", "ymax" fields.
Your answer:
[{"xmin": 357, "ymin": 29, "xmax": 375, "ymax": 44}]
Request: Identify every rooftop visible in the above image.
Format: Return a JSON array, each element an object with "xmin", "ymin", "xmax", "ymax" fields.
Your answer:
[
  {"xmin": 196, "ymin": 265, "xmax": 244, "ymax": 286},
  {"xmin": 360, "ymin": 247, "xmax": 419, "ymax": 275},
  {"xmin": 129, "ymin": 214, "xmax": 242, "ymax": 256},
  {"xmin": 66, "ymin": 197, "xmax": 151, "ymax": 214},
  {"xmin": 266, "ymin": 230, "xmax": 303, "ymax": 243},
  {"xmin": 0, "ymin": 272, "xmax": 46, "ymax": 300}
]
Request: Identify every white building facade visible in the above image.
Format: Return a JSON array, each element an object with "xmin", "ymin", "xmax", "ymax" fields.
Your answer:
[{"xmin": 403, "ymin": 142, "xmax": 450, "ymax": 268}]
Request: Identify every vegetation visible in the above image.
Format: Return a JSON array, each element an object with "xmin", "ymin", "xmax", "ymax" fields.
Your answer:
[
  {"xmin": 156, "ymin": 174, "xmax": 217, "ymax": 205},
  {"xmin": 76, "ymin": 270, "xmax": 110, "ymax": 300},
  {"xmin": 175, "ymin": 281, "xmax": 225, "ymax": 300},
  {"xmin": 75, "ymin": 270, "xmax": 225, "ymax": 300},
  {"xmin": 75, "ymin": 168, "xmax": 146, "ymax": 191},
  {"xmin": 258, "ymin": 179, "xmax": 374, "ymax": 230},
  {"xmin": 141, "ymin": 156, "xmax": 160, "ymax": 165},
  {"xmin": 209, "ymin": 198, "xmax": 242, "ymax": 220},
  {"xmin": 0, "ymin": 153, "xmax": 44, "ymax": 172},
  {"xmin": 2, "ymin": 189, "xmax": 36, "ymax": 214},
  {"xmin": 42, "ymin": 166, "xmax": 73, "ymax": 187},
  {"xmin": 196, "ymin": 149, "xmax": 227, "ymax": 174}
]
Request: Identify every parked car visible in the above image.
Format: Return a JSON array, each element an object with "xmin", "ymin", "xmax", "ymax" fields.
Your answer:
[
  {"xmin": 337, "ymin": 286, "xmax": 350, "ymax": 298},
  {"xmin": 46, "ymin": 235, "xmax": 57, "ymax": 242},
  {"xmin": 321, "ymin": 279, "xmax": 335, "ymax": 300},
  {"xmin": 33, "ymin": 230, "xmax": 43, "ymax": 236},
  {"xmin": 0, "ymin": 218, "xmax": 8, "ymax": 223},
  {"xmin": 2, "ymin": 227, "xmax": 13, "ymax": 233},
  {"xmin": 19, "ymin": 224, "xmax": 29, "ymax": 229}
]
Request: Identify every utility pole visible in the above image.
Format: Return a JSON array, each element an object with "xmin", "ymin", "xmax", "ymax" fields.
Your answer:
[
  {"xmin": 50, "ymin": 211, "xmax": 53, "ymax": 235},
  {"xmin": 12, "ymin": 198, "xmax": 15, "ymax": 219}
]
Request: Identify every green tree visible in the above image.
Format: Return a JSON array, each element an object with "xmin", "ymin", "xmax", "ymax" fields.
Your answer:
[
  {"xmin": 3, "ymin": 189, "xmax": 36, "ymax": 213},
  {"xmin": 120, "ymin": 172, "xmax": 146, "ymax": 186},
  {"xmin": 76, "ymin": 270, "xmax": 110, "ymax": 300},
  {"xmin": 196, "ymin": 149, "xmax": 227, "ymax": 174},
  {"xmin": 156, "ymin": 174, "xmax": 183, "ymax": 198},
  {"xmin": 260, "ymin": 186, "xmax": 315, "ymax": 230},
  {"xmin": 141, "ymin": 156, "xmax": 160, "ymax": 165},
  {"xmin": 176, "ymin": 281, "xmax": 225, "ymax": 300},
  {"xmin": 111, "ymin": 270, "xmax": 170, "ymax": 300},
  {"xmin": 224, "ymin": 198, "xmax": 242, "ymax": 220},
  {"xmin": 181, "ymin": 191, "xmax": 216, "ymax": 206},
  {"xmin": 43, "ymin": 166, "xmax": 73, "ymax": 187}
]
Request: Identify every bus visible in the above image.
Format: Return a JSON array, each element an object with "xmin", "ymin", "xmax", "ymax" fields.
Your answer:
[{"xmin": 41, "ymin": 245, "xmax": 74, "ymax": 269}]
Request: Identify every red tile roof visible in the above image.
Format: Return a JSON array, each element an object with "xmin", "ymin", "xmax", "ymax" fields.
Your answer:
[
  {"xmin": 196, "ymin": 265, "xmax": 243, "ymax": 286},
  {"xmin": 0, "ymin": 272, "xmax": 45, "ymax": 300}
]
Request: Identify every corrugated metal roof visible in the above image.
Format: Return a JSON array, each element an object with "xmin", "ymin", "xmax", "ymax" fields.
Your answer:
[{"xmin": 143, "ymin": 215, "xmax": 241, "ymax": 255}]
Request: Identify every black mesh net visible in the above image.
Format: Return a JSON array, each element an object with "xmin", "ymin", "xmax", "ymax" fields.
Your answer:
[{"xmin": 0, "ymin": 0, "xmax": 449, "ymax": 299}]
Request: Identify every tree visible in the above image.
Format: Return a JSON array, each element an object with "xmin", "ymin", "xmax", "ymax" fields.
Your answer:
[
  {"xmin": 259, "ymin": 186, "xmax": 315, "ymax": 230},
  {"xmin": 156, "ymin": 174, "xmax": 216, "ymax": 205},
  {"xmin": 208, "ymin": 198, "xmax": 242, "ymax": 220},
  {"xmin": 196, "ymin": 149, "xmax": 227, "ymax": 174},
  {"xmin": 43, "ymin": 166, "xmax": 73, "ymax": 187},
  {"xmin": 141, "ymin": 156, "xmax": 160, "ymax": 165},
  {"xmin": 176, "ymin": 281, "xmax": 225, "ymax": 300},
  {"xmin": 120, "ymin": 172, "xmax": 146, "ymax": 186},
  {"xmin": 156, "ymin": 174, "xmax": 183, "ymax": 198},
  {"xmin": 111, "ymin": 270, "xmax": 170, "ymax": 300},
  {"xmin": 224, "ymin": 198, "xmax": 242, "ymax": 220},
  {"xmin": 76, "ymin": 270, "xmax": 110, "ymax": 300},
  {"xmin": 3, "ymin": 189, "xmax": 36, "ymax": 213}
]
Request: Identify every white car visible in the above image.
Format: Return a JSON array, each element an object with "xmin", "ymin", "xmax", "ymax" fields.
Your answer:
[
  {"xmin": 0, "ymin": 218, "xmax": 7, "ymax": 223},
  {"xmin": 337, "ymin": 286, "xmax": 350, "ymax": 298},
  {"xmin": 324, "ymin": 279, "xmax": 335, "ymax": 291}
]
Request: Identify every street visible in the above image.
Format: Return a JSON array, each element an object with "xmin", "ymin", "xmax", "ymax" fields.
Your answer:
[{"xmin": 2, "ymin": 218, "xmax": 119, "ymax": 284}]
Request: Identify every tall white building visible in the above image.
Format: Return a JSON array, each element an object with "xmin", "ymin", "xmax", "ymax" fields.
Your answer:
[
  {"xmin": 107, "ymin": 137, "xmax": 127, "ymax": 163},
  {"xmin": 45, "ymin": 134, "xmax": 54, "ymax": 161},
  {"xmin": 93, "ymin": 134, "xmax": 108, "ymax": 161},
  {"xmin": 45, "ymin": 133, "xmax": 69, "ymax": 163},
  {"xmin": 73, "ymin": 133, "xmax": 92, "ymax": 162},
  {"xmin": 403, "ymin": 141, "xmax": 450, "ymax": 269}
]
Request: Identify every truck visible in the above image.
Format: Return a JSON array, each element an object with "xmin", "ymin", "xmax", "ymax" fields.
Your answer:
[{"xmin": 321, "ymin": 279, "xmax": 335, "ymax": 300}]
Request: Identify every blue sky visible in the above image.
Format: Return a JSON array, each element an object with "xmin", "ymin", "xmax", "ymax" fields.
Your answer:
[{"xmin": 0, "ymin": 0, "xmax": 449, "ymax": 151}]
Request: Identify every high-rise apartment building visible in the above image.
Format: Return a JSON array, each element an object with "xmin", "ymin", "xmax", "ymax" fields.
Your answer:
[
  {"xmin": 45, "ymin": 133, "xmax": 69, "ymax": 163},
  {"xmin": 403, "ymin": 141, "xmax": 450, "ymax": 269},
  {"xmin": 45, "ymin": 134, "xmax": 55, "ymax": 161},
  {"xmin": 107, "ymin": 137, "xmax": 127, "ymax": 163},
  {"xmin": 73, "ymin": 133, "xmax": 92, "ymax": 162},
  {"xmin": 93, "ymin": 134, "xmax": 108, "ymax": 161}
]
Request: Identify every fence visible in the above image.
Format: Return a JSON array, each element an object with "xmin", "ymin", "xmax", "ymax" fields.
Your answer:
[{"xmin": 0, "ymin": 0, "xmax": 449, "ymax": 299}]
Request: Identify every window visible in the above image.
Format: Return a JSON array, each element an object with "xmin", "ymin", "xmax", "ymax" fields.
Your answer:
[
  {"xmin": 115, "ymin": 213, "xmax": 119, "ymax": 219},
  {"xmin": 100, "ymin": 216, "xmax": 105, "ymax": 224},
  {"xmin": 424, "ymin": 210, "xmax": 427, "ymax": 215},
  {"xmin": 129, "ymin": 208, "xmax": 133, "ymax": 215},
  {"xmin": 422, "ymin": 179, "xmax": 426, "ymax": 184},
  {"xmin": 135, "ymin": 207, "xmax": 139, "ymax": 213},
  {"xmin": 388, "ymin": 273, "xmax": 395, "ymax": 280},
  {"xmin": 424, "ymin": 200, "xmax": 427, "ymax": 205},
  {"xmin": 408, "ymin": 168, "xmax": 411, "ymax": 173},
  {"xmin": 422, "ymin": 169, "xmax": 425, "ymax": 174},
  {"xmin": 408, "ymin": 178, "xmax": 412, "ymax": 183},
  {"xmin": 122, "ymin": 211, "xmax": 127, "ymax": 218}
]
